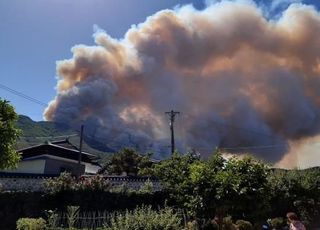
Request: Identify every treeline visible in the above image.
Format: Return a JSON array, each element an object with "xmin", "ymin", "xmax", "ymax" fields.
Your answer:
[
  {"xmin": 150, "ymin": 151, "xmax": 320, "ymax": 227},
  {"xmin": 99, "ymin": 149, "xmax": 320, "ymax": 228},
  {"xmin": 2, "ymin": 149, "xmax": 320, "ymax": 229}
]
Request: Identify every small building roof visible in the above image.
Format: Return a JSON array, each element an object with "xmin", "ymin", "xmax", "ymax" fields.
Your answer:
[{"xmin": 18, "ymin": 139, "xmax": 100, "ymax": 164}]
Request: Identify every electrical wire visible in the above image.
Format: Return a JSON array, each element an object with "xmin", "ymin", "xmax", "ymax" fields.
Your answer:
[
  {"xmin": 0, "ymin": 83, "xmax": 48, "ymax": 107},
  {"xmin": 20, "ymin": 134, "xmax": 78, "ymax": 139}
]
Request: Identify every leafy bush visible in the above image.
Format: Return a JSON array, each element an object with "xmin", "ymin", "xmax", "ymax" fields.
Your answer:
[
  {"xmin": 138, "ymin": 179, "xmax": 154, "ymax": 194},
  {"xmin": 267, "ymin": 217, "xmax": 285, "ymax": 229},
  {"xmin": 45, "ymin": 172, "xmax": 77, "ymax": 193},
  {"xmin": 110, "ymin": 182, "xmax": 134, "ymax": 194},
  {"xmin": 45, "ymin": 173, "xmax": 111, "ymax": 193},
  {"xmin": 235, "ymin": 220, "xmax": 253, "ymax": 230},
  {"xmin": 16, "ymin": 218, "xmax": 46, "ymax": 230},
  {"xmin": 104, "ymin": 205, "xmax": 182, "ymax": 230},
  {"xmin": 79, "ymin": 175, "xmax": 111, "ymax": 191}
]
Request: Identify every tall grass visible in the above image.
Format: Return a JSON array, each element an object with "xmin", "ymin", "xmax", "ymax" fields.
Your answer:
[
  {"xmin": 104, "ymin": 205, "xmax": 183, "ymax": 230},
  {"xmin": 46, "ymin": 205, "xmax": 184, "ymax": 230}
]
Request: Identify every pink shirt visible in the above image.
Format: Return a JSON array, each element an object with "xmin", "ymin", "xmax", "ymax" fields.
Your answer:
[{"xmin": 290, "ymin": 221, "xmax": 306, "ymax": 230}]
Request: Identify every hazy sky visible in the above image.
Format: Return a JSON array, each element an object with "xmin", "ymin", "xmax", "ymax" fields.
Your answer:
[{"xmin": 0, "ymin": 0, "xmax": 319, "ymax": 121}]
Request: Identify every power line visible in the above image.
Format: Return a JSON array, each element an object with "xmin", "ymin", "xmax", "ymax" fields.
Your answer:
[
  {"xmin": 220, "ymin": 144, "xmax": 288, "ymax": 150},
  {"xmin": 20, "ymin": 134, "xmax": 78, "ymax": 139},
  {"xmin": 0, "ymin": 83, "xmax": 48, "ymax": 107}
]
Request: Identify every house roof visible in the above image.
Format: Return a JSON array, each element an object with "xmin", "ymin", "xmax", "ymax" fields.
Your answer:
[{"xmin": 18, "ymin": 140, "xmax": 100, "ymax": 164}]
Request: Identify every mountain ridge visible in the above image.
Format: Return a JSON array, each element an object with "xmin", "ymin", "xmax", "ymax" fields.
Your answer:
[{"xmin": 15, "ymin": 115, "xmax": 112, "ymax": 161}]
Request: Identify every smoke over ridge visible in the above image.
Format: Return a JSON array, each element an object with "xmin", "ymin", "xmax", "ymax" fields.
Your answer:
[{"xmin": 44, "ymin": 1, "xmax": 320, "ymax": 166}]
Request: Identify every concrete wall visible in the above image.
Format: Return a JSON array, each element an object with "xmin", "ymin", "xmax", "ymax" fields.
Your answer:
[
  {"xmin": 44, "ymin": 158, "xmax": 85, "ymax": 175},
  {"xmin": 0, "ymin": 176, "xmax": 47, "ymax": 192},
  {"xmin": 3, "ymin": 159, "xmax": 46, "ymax": 174}
]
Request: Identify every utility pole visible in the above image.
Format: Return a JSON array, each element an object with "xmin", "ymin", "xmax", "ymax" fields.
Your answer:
[
  {"xmin": 77, "ymin": 124, "xmax": 84, "ymax": 178},
  {"xmin": 165, "ymin": 110, "xmax": 180, "ymax": 154}
]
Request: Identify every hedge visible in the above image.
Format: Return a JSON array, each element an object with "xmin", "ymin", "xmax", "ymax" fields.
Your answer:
[{"xmin": 0, "ymin": 191, "xmax": 167, "ymax": 230}]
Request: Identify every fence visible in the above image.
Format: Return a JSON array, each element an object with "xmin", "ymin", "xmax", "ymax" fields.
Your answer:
[{"xmin": 46, "ymin": 207, "xmax": 188, "ymax": 230}]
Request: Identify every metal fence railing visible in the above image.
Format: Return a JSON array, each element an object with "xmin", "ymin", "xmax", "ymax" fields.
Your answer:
[{"xmin": 47, "ymin": 208, "xmax": 188, "ymax": 230}]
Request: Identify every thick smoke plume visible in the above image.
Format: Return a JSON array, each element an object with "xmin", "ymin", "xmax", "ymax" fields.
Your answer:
[{"xmin": 44, "ymin": 1, "xmax": 320, "ymax": 167}]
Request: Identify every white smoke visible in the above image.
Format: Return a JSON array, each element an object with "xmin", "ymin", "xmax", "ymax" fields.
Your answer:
[{"xmin": 45, "ymin": 1, "xmax": 320, "ymax": 166}]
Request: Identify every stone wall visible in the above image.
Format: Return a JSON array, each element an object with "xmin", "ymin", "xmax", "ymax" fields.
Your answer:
[
  {"xmin": 0, "ymin": 175, "xmax": 47, "ymax": 192},
  {"xmin": 0, "ymin": 173, "xmax": 162, "ymax": 192},
  {"xmin": 99, "ymin": 176, "xmax": 162, "ymax": 191}
]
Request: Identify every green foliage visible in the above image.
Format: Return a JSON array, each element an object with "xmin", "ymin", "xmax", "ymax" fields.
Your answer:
[
  {"xmin": 267, "ymin": 217, "xmax": 285, "ymax": 229},
  {"xmin": 153, "ymin": 151, "xmax": 269, "ymax": 219},
  {"xmin": 293, "ymin": 198, "xmax": 319, "ymax": 227},
  {"xmin": 215, "ymin": 156, "xmax": 269, "ymax": 220},
  {"xmin": 100, "ymin": 148, "xmax": 153, "ymax": 176},
  {"xmin": 16, "ymin": 218, "xmax": 46, "ymax": 230},
  {"xmin": 79, "ymin": 175, "xmax": 112, "ymax": 191},
  {"xmin": 267, "ymin": 167, "xmax": 320, "ymax": 223},
  {"xmin": 45, "ymin": 209, "xmax": 59, "ymax": 229},
  {"xmin": 152, "ymin": 151, "xmax": 203, "ymax": 215},
  {"xmin": 104, "ymin": 205, "xmax": 182, "ymax": 230},
  {"xmin": 0, "ymin": 99, "xmax": 21, "ymax": 169},
  {"xmin": 110, "ymin": 182, "xmax": 134, "ymax": 194},
  {"xmin": 45, "ymin": 172, "xmax": 77, "ymax": 193},
  {"xmin": 45, "ymin": 173, "xmax": 112, "ymax": 194},
  {"xmin": 138, "ymin": 179, "xmax": 154, "ymax": 194},
  {"xmin": 67, "ymin": 206, "xmax": 80, "ymax": 228}
]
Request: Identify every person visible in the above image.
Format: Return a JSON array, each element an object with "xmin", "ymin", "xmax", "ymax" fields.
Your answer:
[{"xmin": 286, "ymin": 212, "xmax": 306, "ymax": 230}]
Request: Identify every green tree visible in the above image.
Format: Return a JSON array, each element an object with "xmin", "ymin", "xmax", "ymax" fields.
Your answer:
[
  {"xmin": 0, "ymin": 99, "xmax": 21, "ymax": 169},
  {"xmin": 153, "ymin": 151, "xmax": 221, "ymax": 217},
  {"xmin": 99, "ymin": 148, "xmax": 153, "ymax": 176},
  {"xmin": 268, "ymin": 168, "xmax": 320, "ymax": 226},
  {"xmin": 153, "ymin": 151, "xmax": 270, "ymax": 221},
  {"xmin": 215, "ymin": 156, "xmax": 269, "ymax": 221}
]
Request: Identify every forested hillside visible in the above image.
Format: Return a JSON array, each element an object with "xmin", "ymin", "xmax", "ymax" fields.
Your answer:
[{"xmin": 15, "ymin": 115, "xmax": 110, "ymax": 160}]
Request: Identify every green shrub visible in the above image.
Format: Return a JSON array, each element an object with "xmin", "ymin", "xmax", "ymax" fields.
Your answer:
[
  {"xmin": 104, "ymin": 205, "xmax": 182, "ymax": 230},
  {"xmin": 45, "ymin": 172, "xmax": 77, "ymax": 193},
  {"xmin": 268, "ymin": 217, "xmax": 285, "ymax": 229},
  {"xmin": 83, "ymin": 175, "xmax": 111, "ymax": 191},
  {"xmin": 16, "ymin": 218, "xmax": 46, "ymax": 230},
  {"xmin": 235, "ymin": 220, "xmax": 253, "ymax": 230},
  {"xmin": 45, "ymin": 173, "xmax": 112, "ymax": 194},
  {"xmin": 138, "ymin": 179, "xmax": 154, "ymax": 194}
]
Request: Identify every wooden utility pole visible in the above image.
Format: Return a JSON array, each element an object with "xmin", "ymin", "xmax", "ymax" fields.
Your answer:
[
  {"xmin": 77, "ymin": 124, "xmax": 84, "ymax": 178},
  {"xmin": 165, "ymin": 110, "xmax": 180, "ymax": 154}
]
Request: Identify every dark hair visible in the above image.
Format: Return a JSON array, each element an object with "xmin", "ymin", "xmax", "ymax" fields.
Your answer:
[{"xmin": 286, "ymin": 212, "xmax": 299, "ymax": 221}]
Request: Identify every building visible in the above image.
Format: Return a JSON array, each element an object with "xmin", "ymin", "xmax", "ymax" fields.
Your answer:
[{"xmin": 2, "ymin": 139, "xmax": 101, "ymax": 176}]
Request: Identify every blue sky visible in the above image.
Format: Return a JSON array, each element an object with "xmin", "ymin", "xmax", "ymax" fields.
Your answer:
[{"xmin": 0, "ymin": 0, "xmax": 319, "ymax": 121}]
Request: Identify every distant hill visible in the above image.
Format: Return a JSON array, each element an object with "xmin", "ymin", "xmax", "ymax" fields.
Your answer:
[{"xmin": 15, "ymin": 115, "xmax": 113, "ymax": 161}]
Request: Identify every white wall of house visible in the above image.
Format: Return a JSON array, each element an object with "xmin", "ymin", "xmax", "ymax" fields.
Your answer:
[
  {"xmin": 84, "ymin": 162, "xmax": 101, "ymax": 174},
  {"xmin": 3, "ymin": 159, "xmax": 46, "ymax": 174},
  {"xmin": 1, "ymin": 153, "xmax": 100, "ymax": 175}
]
